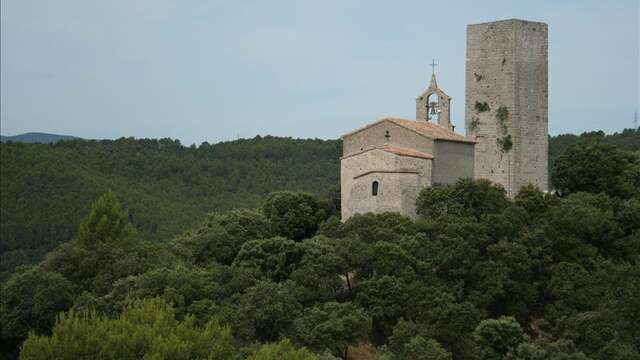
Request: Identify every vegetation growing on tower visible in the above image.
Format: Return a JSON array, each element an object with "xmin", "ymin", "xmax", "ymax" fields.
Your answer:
[
  {"xmin": 495, "ymin": 106, "xmax": 512, "ymax": 152},
  {"xmin": 474, "ymin": 101, "xmax": 490, "ymax": 113}
]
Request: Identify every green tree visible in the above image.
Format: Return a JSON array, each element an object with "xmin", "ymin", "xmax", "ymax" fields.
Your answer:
[
  {"xmin": 172, "ymin": 209, "xmax": 275, "ymax": 266},
  {"xmin": 78, "ymin": 190, "xmax": 135, "ymax": 244},
  {"xmin": 40, "ymin": 240, "xmax": 159, "ymax": 296},
  {"xmin": 553, "ymin": 142, "xmax": 639, "ymax": 198},
  {"xmin": 507, "ymin": 340, "xmax": 591, "ymax": 360},
  {"xmin": 382, "ymin": 321, "xmax": 453, "ymax": 360},
  {"xmin": 386, "ymin": 319, "xmax": 425, "ymax": 354},
  {"xmin": 400, "ymin": 337, "xmax": 452, "ymax": 360},
  {"xmin": 369, "ymin": 241, "xmax": 416, "ymax": 277},
  {"xmin": 0, "ymin": 268, "xmax": 75, "ymax": 355},
  {"xmin": 247, "ymin": 339, "xmax": 318, "ymax": 360},
  {"xmin": 40, "ymin": 193, "xmax": 166, "ymax": 295},
  {"xmin": 214, "ymin": 209, "xmax": 275, "ymax": 241},
  {"xmin": 262, "ymin": 191, "xmax": 325, "ymax": 241},
  {"xmin": 290, "ymin": 236, "xmax": 346, "ymax": 303},
  {"xmin": 486, "ymin": 240, "xmax": 539, "ymax": 318},
  {"xmin": 234, "ymin": 237, "xmax": 306, "ymax": 282},
  {"xmin": 106, "ymin": 265, "xmax": 226, "ymax": 319},
  {"xmin": 546, "ymin": 192, "xmax": 623, "ymax": 260},
  {"xmin": 355, "ymin": 276, "xmax": 410, "ymax": 343},
  {"xmin": 292, "ymin": 302, "xmax": 371, "ymax": 359},
  {"xmin": 334, "ymin": 212, "xmax": 416, "ymax": 244},
  {"xmin": 416, "ymin": 178, "xmax": 508, "ymax": 220},
  {"xmin": 544, "ymin": 261, "xmax": 607, "ymax": 325},
  {"xmin": 515, "ymin": 184, "xmax": 557, "ymax": 218},
  {"xmin": 174, "ymin": 224, "xmax": 239, "ymax": 266},
  {"xmin": 413, "ymin": 290, "xmax": 481, "ymax": 358},
  {"xmin": 473, "ymin": 316, "xmax": 526, "ymax": 360},
  {"xmin": 19, "ymin": 298, "xmax": 235, "ymax": 360},
  {"xmin": 236, "ymin": 280, "xmax": 303, "ymax": 342}
]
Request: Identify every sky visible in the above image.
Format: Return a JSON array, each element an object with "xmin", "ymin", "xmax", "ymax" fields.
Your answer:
[{"xmin": 1, "ymin": 0, "xmax": 639, "ymax": 145}]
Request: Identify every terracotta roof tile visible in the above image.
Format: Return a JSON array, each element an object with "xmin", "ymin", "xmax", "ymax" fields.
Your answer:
[
  {"xmin": 342, "ymin": 117, "xmax": 475, "ymax": 144},
  {"xmin": 386, "ymin": 118, "xmax": 475, "ymax": 143}
]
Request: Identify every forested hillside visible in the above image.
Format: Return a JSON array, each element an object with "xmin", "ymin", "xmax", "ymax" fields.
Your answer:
[
  {"xmin": 0, "ymin": 129, "xmax": 637, "ymax": 280},
  {"xmin": 1, "ymin": 137, "xmax": 638, "ymax": 359},
  {"xmin": 0, "ymin": 136, "xmax": 340, "ymax": 279}
]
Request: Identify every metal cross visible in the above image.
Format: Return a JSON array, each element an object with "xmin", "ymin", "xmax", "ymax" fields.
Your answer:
[{"xmin": 429, "ymin": 59, "xmax": 438, "ymax": 74}]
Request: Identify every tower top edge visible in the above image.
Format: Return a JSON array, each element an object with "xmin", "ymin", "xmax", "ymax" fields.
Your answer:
[{"xmin": 467, "ymin": 19, "xmax": 548, "ymax": 27}]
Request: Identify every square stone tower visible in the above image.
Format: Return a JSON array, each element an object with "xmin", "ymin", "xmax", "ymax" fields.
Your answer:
[{"xmin": 465, "ymin": 19, "xmax": 548, "ymax": 196}]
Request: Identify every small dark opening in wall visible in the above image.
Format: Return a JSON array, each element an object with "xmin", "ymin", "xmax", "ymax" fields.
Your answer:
[{"xmin": 372, "ymin": 181, "xmax": 379, "ymax": 196}]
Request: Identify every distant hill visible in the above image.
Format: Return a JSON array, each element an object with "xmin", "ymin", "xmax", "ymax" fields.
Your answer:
[{"xmin": 0, "ymin": 132, "xmax": 79, "ymax": 144}]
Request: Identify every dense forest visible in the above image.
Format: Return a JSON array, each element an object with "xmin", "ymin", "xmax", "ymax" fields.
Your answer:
[
  {"xmin": 0, "ymin": 129, "xmax": 638, "ymax": 359},
  {"xmin": 0, "ymin": 136, "xmax": 341, "ymax": 280},
  {"xmin": 1, "ymin": 129, "xmax": 638, "ymax": 280}
]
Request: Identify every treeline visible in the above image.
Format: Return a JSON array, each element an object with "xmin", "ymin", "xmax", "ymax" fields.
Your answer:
[
  {"xmin": 0, "ymin": 136, "xmax": 341, "ymax": 280},
  {"xmin": 0, "ymin": 129, "xmax": 637, "ymax": 279},
  {"xmin": 548, "ymin": 128, "xmax": 639, "ymax": 186},
  {"xmin": 1, "ymin": 138, "xmax": 638, "ymax": 359}
]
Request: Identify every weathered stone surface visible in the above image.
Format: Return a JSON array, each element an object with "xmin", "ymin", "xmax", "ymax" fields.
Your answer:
[
  {"xmin": 417, "ymin": 74, "xmax": 454, "ymax": 131},
  {"xmin": 341, "ymin": 148, "xmax": 432, "ymax": 219},
  {"xmin": 342, "ymin": 120, "xmax": 435, "ymax": 157},
  {"xmin": 341, "ymin": 116, "xmax": 474, "ymax": 219},
  {"xmin": 465, "ymin": 19, "xmax": 549, "ymax": 196},
  {"xmin": 432, "ymin": 140, "xmax": 475, "ymax": 184}
]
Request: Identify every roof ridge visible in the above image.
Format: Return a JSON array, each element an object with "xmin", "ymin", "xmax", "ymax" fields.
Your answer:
[
  {"xmin": 341, "ymin": 117, "xmax": 475, "ymax": 144},
  {"xmin": 386, "ymin": 118, "xmax": 475, "ymax": 143}
]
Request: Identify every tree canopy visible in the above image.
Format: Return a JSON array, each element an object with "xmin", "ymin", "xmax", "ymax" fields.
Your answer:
[{"xmin": 0, "ymin": 129, "xmax": 638, "ymax": 359}]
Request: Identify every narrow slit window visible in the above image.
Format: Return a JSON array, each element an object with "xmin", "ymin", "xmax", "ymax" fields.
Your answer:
[{"xmin": 372, "ymin": 181, "xmax": 379, "ymax": 196}]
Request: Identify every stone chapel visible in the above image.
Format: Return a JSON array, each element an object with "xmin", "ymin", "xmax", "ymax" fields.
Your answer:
[{"xmin": 341, "ymin": 19, "xmax": 548, "ymax": 220}]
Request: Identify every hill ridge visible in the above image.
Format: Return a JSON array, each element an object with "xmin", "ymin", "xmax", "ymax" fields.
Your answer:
[{"xmin": 1, "ymin": 132, "xmax": 80, "ymax": 144}]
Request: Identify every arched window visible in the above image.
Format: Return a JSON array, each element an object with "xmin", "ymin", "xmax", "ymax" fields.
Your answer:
[
  {"xmin": 372, "ymin": 181, "xmax": 379, "ymax": 196},
  {"xmin": 426, "ymin": 93, "xmax": 440, "ymax": 122}
]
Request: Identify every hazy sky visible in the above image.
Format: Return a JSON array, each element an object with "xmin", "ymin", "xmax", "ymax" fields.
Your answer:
[{"xmin": 1, "ymin": 0, "xmax": 638, "ymax": 145}]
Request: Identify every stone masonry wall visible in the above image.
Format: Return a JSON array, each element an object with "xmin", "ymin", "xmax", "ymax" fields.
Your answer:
[
  {"xmin": 513, "ymin": 21, "xmax": 549, "ymax": 192},
  {"xmin": 341, "ymin": 149, "xmax": 432, "ymax": 220},
  {"xmin": 465, "ymin": 19, "xmax": 548, "ymax": 196},
  {"xmin": 343, "ymin": 121, "xmax": 434, "ymax": 157},
  {"xmin": 432, "ymin": 140, "xmax": 475, "ymax": 184},
  {"xmin": 416, "ymin": 90, "xmax": 452, "ymax": 130}
]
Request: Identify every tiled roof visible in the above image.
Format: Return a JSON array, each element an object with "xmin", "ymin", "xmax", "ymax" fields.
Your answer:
[
  {"xmin": 387, "ymin": 118, "xmax": 475, "ymax": 143},
  {"xmin": 342, "ymin": 117, "xmax": 476, "ymax": 144}
]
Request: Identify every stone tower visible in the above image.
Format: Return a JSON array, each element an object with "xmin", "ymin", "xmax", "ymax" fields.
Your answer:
[
  {"xmin": 465, "ymin": 19, "xmax": 548, "ymax": 196},
  {"xmin": 417, "ymin": 74, "xmax": 454, "ymax": 131}
]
